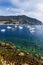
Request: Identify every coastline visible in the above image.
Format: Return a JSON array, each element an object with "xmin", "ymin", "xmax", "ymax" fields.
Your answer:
[{"xmin": 0, "ymin": 42, "xmax": 43, "ymax": 65}]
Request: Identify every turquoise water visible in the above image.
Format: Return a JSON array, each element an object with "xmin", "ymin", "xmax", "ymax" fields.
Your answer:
[{"xmin": 0, "ymin": 25, "xmax": 43, "ymax": 55}]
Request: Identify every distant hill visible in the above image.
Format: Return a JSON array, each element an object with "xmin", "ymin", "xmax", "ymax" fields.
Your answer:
[{"xmin": 0, "ymin": 15, "xmax": 42, "ymax": 25}]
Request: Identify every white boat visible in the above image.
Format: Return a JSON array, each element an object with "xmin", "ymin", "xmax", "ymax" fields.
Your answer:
[
  {"xmin": 7, "ymin": 26, "xmax": 12, "ymax": 29},
  {"xmin": 19, "ymin": 26, "xmax": 23, "ymax": 30},
  {"xmin": 29, "ymin": 27, "xmax": 35, "ymax": 33},
  {"xmin": 1, "ymin": 29, "xmax": 6, "ymax": 32}
]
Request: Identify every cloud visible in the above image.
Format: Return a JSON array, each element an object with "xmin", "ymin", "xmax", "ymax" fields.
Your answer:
[
  {"xmin": 6, "ymin": 0, "xmax": 43, "ymax": 22},
  {"xmin": 10, "ymin": 0, "xmax": 30, "ymax": 9},
  {"xmin": 27, "ymin": 11, "xmax": 42, "ymax": 21},
  {"xmin": 36, "ymin": 2, "xmax": 43, "ymax": 12},
  {"xmin": 0, "ymin": 0, "xmax": 43, "ymax": 22},
  {"xmin": 6, "ymin": 8, "xmax": 24, "ymax": 13},
  {"xmin": 0, "ymin": 10, "xmax": 6, "ymax": 15}
]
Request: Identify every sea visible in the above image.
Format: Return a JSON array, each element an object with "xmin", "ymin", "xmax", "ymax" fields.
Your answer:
[{"xmin": 0, "ymin": 24, "xmax": 43, "ymax": 55}]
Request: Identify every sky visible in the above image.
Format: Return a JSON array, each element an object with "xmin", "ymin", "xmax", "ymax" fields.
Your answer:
[{"xmin": 0, "ymin": 0, "xmax": 43, "ymax": 22}]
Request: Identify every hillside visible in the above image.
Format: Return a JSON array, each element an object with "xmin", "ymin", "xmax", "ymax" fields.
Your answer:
[{"xmin": 0, "ymin": 15, "xmax": 42, "ymax": 25}]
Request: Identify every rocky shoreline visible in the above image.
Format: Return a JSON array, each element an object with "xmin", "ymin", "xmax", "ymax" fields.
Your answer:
[{"xmin": 0, "ymin": 42, "xmax": 43, "ymax": 65}]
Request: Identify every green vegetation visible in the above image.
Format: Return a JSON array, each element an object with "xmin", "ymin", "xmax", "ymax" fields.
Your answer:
[
  {"xmin": 0, "ymin": 61, "xmax": 2, "ymax": 65},
  {"xmin": 0, "ymin": 15, "xmax": 42, "ymax": 24}
]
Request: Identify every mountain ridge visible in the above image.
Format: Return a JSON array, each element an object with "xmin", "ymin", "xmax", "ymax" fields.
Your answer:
[{"xmin": 0, "ymin": 15, "xmax": 42, "ymax": 25}]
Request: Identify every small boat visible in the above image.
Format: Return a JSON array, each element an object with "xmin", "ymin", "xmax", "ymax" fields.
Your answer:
[
  {"xmin": 19, "ymin": 26, "xmax": 23, "ymax": 30},
  {"xmin": 7, "ymin": 26, "xmax": 12, "ymax": 29},
  {"xmin": 29, "ymin": 27, "xmax": 35, "ymax": 33},
  {"xmin": 1, "ymin": 29, "xmax": 6, "ymax": 32}
]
